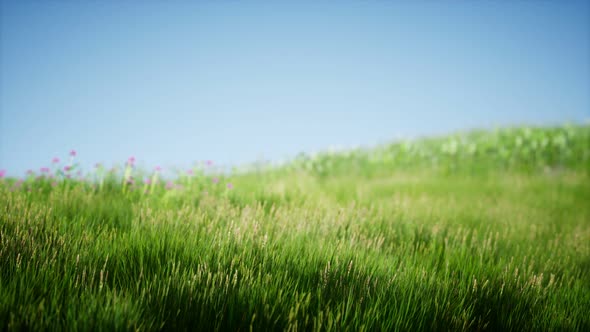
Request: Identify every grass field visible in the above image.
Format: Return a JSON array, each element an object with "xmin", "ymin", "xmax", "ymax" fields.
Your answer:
[{"xmin": 1, "ymin": 125, "xmax": 589, "ymax": 331}]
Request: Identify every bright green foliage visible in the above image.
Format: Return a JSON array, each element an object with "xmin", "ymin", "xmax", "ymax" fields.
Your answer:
[{"xmin": 1, "ymin": 125, "xmax": 589, "ymax": 331}]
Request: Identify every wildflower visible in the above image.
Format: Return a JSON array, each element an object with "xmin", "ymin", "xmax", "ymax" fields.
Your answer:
[
  {"xmin": 187, "ymin": 169, "xmax": 194, "ymax": 175},
  {"xmin": 212, "ymin": 177, "xmax": 219, "ymax": 184},
  {"xmin": 26, "ymin": 169, "xmax": 34, "ymax": 175},
  {"xmin": 95, "ymin": 163, "xmax": 102, "ymax": 168},
  {"xmin": 64, "ymin": 166, "xmax": 71, "ymax": 172},
  {"xmin": 0, "ymin": 169, "xmax": 6, "ymax": 178},
  {"xmin": 52, "ymin": 157, "xmax": 60, "ymax": 164},
  {"xmin": 227, "ymin": 182, "xmax": 234, "ymax": 189},
  {"xmin": 123, "ymin": 159, "xmax": 134, "ymax": 189},
  {"xmin": 144, "ymin": 178, "xmax": 152, "ymax": 185},
  {"xmin": 70, "ymin": 150, "xmax": 77, "ymax": 157},
  {"xmin": 155, "ymin": 166, "xmax": 162, "ymax": 172},
  {"xmin": 206, "ymin": 160, "xmax": 213, "ymax": 166},
  {"xmin": 51, "ymin": 181, "xmax": 58, "ymax": 187},
  {"xmin": 40, "ymin": 167, "xmax": 50, "ymax": 173},
  {"xmin": 165, "ymin": 181, "xmax": 174, "ymax": 190}
]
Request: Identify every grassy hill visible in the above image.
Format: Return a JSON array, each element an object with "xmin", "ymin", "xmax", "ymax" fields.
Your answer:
[{"xmin": 1, "ymin": 125, "xmax": 589, "ymax": 331}]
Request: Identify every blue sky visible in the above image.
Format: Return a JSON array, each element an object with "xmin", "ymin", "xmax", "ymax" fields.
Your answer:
[{"xmin": 1, "ymin": 0, "xmax": 589, "ymax": 176}]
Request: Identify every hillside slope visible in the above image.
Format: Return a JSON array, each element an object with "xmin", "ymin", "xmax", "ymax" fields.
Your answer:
[{"xmin": 1, "ymin": 125, "xmax": 589, "ymax": 331}]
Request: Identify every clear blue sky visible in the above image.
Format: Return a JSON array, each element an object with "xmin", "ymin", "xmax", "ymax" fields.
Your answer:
[{"xmin": 1, "ymin": 1, "xmax": 589, "ymax": 176}]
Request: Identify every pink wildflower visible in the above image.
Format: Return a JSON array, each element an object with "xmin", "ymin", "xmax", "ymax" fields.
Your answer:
[
  {"xmin": 69, "ymin": 150, "xmax": 77, "ymax": 157},
  {"xmin": 212, "ymin": 177, "xmax": 219, "ymax": 184},
  {"xmin": 206, "ymin": 160, "xmax": 213, "ymax": 166},
  {"xmin": 165, "ymin": 181, "xmax": 174, "ymax": 190},
  {"xmin": 52, "ymin": 157, "xmax": 60, "ymax": 164},
  {"xmin": 0, "ymin": 169, "xmax": 6, "ymax": 178},
  {"xmin": 155, "ymin": 166, "xmax": 162, "ymax": 172},
  {"xmin": 127, "ymin": 156, "xmax": 135, "ymax": 166},
  {"xmin": 40, "ymin": 167, "xmax": 50, "ymax": 173},
  {"xmin": 26, "ymin": 169, "xmax": 34, "ymax": 175},
  {"xmin": 227, "ymin": 183, "xmax": 234, "ymax": 189},
  {"xmin": 187, "ymin": 169, "xmax": 194, "ymax": 175},
  {"xmin": 64, "ymin": 166, "xmax": 71, "ymax": 172},
  {"xmin": 144, "ymin": 178, "xmax": 152, "ymax": 185}
]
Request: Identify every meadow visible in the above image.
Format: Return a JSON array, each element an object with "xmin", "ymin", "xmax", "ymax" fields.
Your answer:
[{"xmin": 1, "ymin": 125, "xmax": 589, "ymax": 331}]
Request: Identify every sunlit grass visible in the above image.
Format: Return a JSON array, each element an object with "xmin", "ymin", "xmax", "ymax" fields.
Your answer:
[{"xmin": 1, "ymin": 125, "xmax": 589, "ymax": 330}]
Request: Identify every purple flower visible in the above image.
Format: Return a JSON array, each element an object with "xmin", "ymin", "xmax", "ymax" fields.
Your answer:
[
  {"xmin": 64, "ymin": 166, "xmax": 71, "ymax": 172},
  {"xmin": 206, "ymin": 160, "xmax": 213, "ymax": 166},
  {"xmin": 0, "ymin": 169, "xmax": 6, "ymax": 178},
  {"xmin": 186, "ymin": 169, "xmax": 194, "ymax": 175},
  {"xmin": 52, "ymin": 157, "xmax": 60, "ymax": 164},
  {"xmin": 126, "ymin": 178, "xmax": 135, "ymax": 185},
  {"xmin": 69, "ymin": 150, "xmax": 77, "ymax": 157},
  {"xmin": 144, "ymin": 178, "xmax": 152, "ymax": 185},
  {"xmin": 26, "ymin": 169, "xmax": 34, "ymax": 175},
  {"xmin": 212, "ymin": 177, "xmax": 219, "ymax": 184},
  {"xmin": 40, "ymin": 167, "xmax": 50, "ymax": 173},
  {"xmin": 165, "ymin": 181, "xmax": 174, "ymax": 190},
  {"xmin": 127, "ymin": 156, "xmax": 136, "ymax": 166},
  {"xmin": 227, "ymin": 183, "xmax": 234, "ymax": 190},
  {"xmin": 155, "ymin": 166, "xmax": 162, "ymax": 172}
]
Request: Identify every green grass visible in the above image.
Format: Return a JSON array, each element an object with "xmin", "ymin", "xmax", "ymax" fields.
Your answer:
[{"xmin": 1, "ymin": 125, "xmax": 590, "ymax": 331}]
